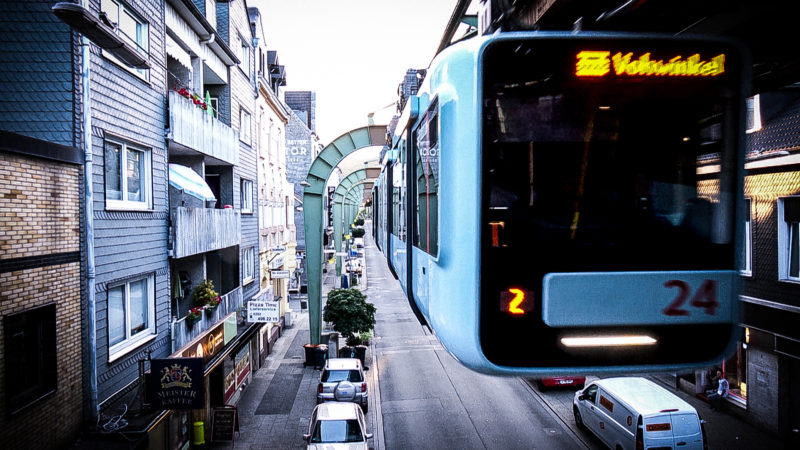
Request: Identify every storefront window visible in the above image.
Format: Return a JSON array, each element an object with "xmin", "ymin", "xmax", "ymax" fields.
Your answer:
[{"xmin": 723, "ymin": 339, "xmax": 748, "ymax": 401}]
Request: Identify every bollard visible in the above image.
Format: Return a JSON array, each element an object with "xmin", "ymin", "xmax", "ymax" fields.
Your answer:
[{"xmin": 193, "ymin": 421, "xmax": 205, "ymax": 446}]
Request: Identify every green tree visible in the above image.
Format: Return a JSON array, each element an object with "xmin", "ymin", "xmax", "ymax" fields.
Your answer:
[
  {"xmin": 324, "ymin": 288, "xmax": 376, "ymax": 346},
  {"xmin": 351, "ymin": 227, "xmax": 366, "ymax": 238}
]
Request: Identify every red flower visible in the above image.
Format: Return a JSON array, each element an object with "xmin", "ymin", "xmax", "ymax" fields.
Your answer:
[{"xmin": 177, "ymin": 87, "xmax": 191, "ymax": 98}]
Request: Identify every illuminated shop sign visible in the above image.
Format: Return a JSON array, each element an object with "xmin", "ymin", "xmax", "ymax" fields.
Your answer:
[{"xmin": 576, "ymin": 51, "xmax": 725, "ymax": 77}]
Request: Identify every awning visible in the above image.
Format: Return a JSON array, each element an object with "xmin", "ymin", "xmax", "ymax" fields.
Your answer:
[
  {"xmin": 166, "ymin": 35, "xmax": 191, "ymax": 71},
  {"xmin": 168, "ymin": 164, "xmax": 216, "ymax": 202}
]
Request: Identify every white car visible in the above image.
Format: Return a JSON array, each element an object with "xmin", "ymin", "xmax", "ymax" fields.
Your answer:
[{"xmin": 304, "ymin": 402, "xmax": 372, "ymax": 449}]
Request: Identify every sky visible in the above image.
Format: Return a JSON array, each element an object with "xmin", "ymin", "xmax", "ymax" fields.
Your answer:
[{"xmin": 250, "ymin": 0, "xmax": 460, "ymax": 144}]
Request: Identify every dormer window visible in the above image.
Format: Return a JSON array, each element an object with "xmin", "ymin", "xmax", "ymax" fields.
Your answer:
[{"xmin": 205, "ymin": 0, "xmax": 216, "ymax": 30}]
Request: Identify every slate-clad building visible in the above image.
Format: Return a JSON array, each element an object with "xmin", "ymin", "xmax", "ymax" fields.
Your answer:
[
  {"xmin": 1, "ymin": 0, "xmax": 172, "ymax": 447},
  {"xmin": 1, "ymin": 0, "xmax": 288, "ymax": 447}
]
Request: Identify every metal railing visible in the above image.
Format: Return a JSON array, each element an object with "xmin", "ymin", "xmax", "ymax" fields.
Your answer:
[
  {"xmin": 171, "ymin": 286, "xmax": 243, "ymax": 352},
  {"xmin": 167, "ymin": 90, "xmax": 239, "ymax": 166},
  {"xmin": 171, "ymin": 206, "xmax": 240, "ymax": 259}
]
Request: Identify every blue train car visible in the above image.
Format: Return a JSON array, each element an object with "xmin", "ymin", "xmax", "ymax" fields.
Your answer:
[{"xmin": 376, "ymin": 31, "xmax": 748, "ymax": 376}]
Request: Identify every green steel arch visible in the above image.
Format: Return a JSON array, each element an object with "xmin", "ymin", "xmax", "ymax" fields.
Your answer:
[
  {"xmin": 303, "ymin": 125, "xmax": 386, "ymax": 344},
  {"xmin": 332, "ymin": 169, "xmax": 379, "ymax": 277},
  {"xmin": 329, "ymin": 170, "xmax": 375, "ymax": 270}
]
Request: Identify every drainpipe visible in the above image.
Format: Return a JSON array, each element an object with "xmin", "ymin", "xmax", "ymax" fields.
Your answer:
[{"xmin": 81, "ymin": 0, "xmax": 99, "ymax": 425}]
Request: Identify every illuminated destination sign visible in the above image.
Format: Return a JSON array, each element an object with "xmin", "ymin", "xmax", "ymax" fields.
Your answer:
[{"xmin": 576, "ymin": 51, "xmax": 726, "ymax": 77}]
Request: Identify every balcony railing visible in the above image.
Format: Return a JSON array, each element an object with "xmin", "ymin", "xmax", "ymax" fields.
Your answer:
[
  {"xmin": 172, "ymin": 206, "xmax": 240, "ymax": 259},
  {"xmin": 171, "ymin": 286, "xmax": 243, "ymax": 352},
  {"xmin": 167, "ymin": 90, "xmax": 239, "ymax": 166}
]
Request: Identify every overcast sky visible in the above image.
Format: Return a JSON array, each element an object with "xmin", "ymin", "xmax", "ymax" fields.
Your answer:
[{"xmin": 250, "ymin": 0, "xmax": 459, "ymax": 144}]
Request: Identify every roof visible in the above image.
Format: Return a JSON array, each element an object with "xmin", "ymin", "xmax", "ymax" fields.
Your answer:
[
  {"xmin": 325, "ymin": 358, "xmax": 362, "ymax": 370},
  {"xmin": 313, "ymin": 402, "xmax": 362, "ymax": 421},
  {"xmin": 594, "ymin": 377, "xmax": 695, "ymax": 415},
  {"xmin": 746, "ymin": 94, "xmax": 800, "ymax": 155}
]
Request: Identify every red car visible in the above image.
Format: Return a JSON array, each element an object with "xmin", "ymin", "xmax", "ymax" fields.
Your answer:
[{"xmin": 535, "ymin": 376, "xmax": 585, "ymax": 390}]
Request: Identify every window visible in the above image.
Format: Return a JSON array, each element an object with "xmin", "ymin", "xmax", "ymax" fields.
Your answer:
[
  {"xmin": 240, "ymin": 108, "xmax": 252, "ymax": 144},
  {"xmin": 100, "ymin": 0, "xmax": 150, "ymax": 80},
  {"xmin": 104, "ymin": 138, "xmax": 152, "ymax": 210},
  {"xmin": 4, "ymin": 304, "xmax": 57, "ymax": 415},
  {"xmin": 205, "ymin": 0, "xmax": 216, "ymax": 29},
  {"xmin": 413, "ymin": 101, "xmax": 440, "ymax": 256},
  {"xmin": 241, "ymin": 179, "xmax": 253, "ymax": 214},
  {"xmin": 742, "ymin": 198, "xmax": 752, "ymax": 276},
  {"xmin": 243, "ymin": 247, "xmax": 255, "ymax": 283},
  {"xmin": 108, "ymin": 275, "xmax": 155, "ymax": 359},
  {"xmin": 779, "ymin": 197, "xmax": 800, "ymax": 281},
  {"xmin": 240, "ymin": 36, "xmax": 251, "ymax": 78},
  {"xmin": 209, "ymin": 97, "xmax": 219, "ymax": 119},
  {"xmin": 746, "ymin": 95, "xmax": 762, "ymax": 134}
]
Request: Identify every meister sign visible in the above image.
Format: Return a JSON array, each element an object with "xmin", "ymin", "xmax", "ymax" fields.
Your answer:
[{"xmin": 149, "ymin": 358, "xmax": 204, "ymax": 410}]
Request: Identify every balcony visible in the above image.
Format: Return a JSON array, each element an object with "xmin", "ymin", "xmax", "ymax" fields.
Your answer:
[
  {"xmin": 167, "ymin": 90, "xmax": 238, "ymax": 165},
  {"xmin": 171, "ymin": 286, "xmax": 243, "ymax": 352},
  {"xmin": 171, "ymin": 206, "xmax": 240, "ymax": 259}
]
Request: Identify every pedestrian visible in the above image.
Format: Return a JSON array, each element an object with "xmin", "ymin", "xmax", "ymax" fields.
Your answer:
[{"xmin": 706, "ymin": 370, "xmax": 729, "ymax": 410}]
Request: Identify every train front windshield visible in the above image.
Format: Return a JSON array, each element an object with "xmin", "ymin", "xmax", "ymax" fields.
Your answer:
[{"xmin": 480, "ymin": 37, "xmax": 744, "ymax": 368}]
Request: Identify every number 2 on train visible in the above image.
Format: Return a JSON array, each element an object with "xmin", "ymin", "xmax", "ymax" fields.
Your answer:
[{"xmin": 662, "ymin": 279, "xmax": 719, "ymax": 316}]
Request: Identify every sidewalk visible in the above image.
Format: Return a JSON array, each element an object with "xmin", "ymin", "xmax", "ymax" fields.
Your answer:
[
  {"xmin": 649, "ymin": 374, "xmax": 786, "ymax": 449},
  {"xmin": 207, "ymin": 257, "xmax": 374, "ymax": 449}
]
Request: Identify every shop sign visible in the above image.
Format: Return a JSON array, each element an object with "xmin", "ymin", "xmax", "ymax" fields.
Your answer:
[
  {"xmin": 248, "ymin": 300, "xmax": 280, "ymax": 323},
  {"xmin": 235, "ymin": 346, "xmax": 251, "ymax": 386},
  {"xmin": 223, "ymin": 361, "xmax": 236, "ymax": 404},
  {"xmin": 149, "ymin": 358, "xmax": 204, "ymax": 410},
  {"xmin": 176, "ymin": 318, "xmax": 228, "ymax": 365},
  {"xmin": 271, "ymin": 269, "xmax": 290, "ymax": 279}
]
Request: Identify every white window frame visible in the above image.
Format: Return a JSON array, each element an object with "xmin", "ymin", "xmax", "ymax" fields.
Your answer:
[
  {"xmin": 205, "ymin": 0, "xmax": 216, "ymax": 30},
  {"xmin": 746, "ymin": 95, "xmax": 762, "ymax": 134},
  {"xmin": 741, "ymin": 198, "xmax": 752, "ymax": 276},
  {"xmin": 241, "ymin": 178, "xmax": 253, "ymax": 214},
  {"xmin": 240, "ymin": 108, "xmax": 252, "ymax": 144},
  {"xmin": 104, "ymin": 138, "xmax": 152, "ymax": 211},
  {"xmin": 243, "ymin": 247, "xmax": 255, "ymax": 284},
  {"xmin": 778, "ymin": 197, "xmax": 800, "ymax": 283},
  {"xmin": 240, "ymin": 35, "xmax": 251, "ymax": 78},
  {"xmin": 107, "ymin": 274, "xmax": 156, "ymax": 361},
  {"xmin": 100, "ymin": 0, "xmax": 150, "ymax": 81}
]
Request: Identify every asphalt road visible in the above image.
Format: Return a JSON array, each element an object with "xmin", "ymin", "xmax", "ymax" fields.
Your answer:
[{"xmin": 364, "ymin": 230, "xmax": 593, "ymax": 449}]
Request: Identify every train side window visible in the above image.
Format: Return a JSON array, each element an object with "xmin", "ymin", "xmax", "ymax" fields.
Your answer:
[{"xmin": 412, "ymin": 101, "xmax": 439, "ymax": 255}]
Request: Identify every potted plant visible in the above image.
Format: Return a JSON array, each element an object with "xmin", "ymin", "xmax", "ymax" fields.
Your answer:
[
  {"xmin": 186, "ymin": 307, "xmax": 203, "ymax": 327},
  {"xmin": 192, "ymin": 279, "xmax": 219, "ymax": 307},
  {"xmin": 323, "ymin": 288, "xmax": 376, "ymax": 347},
  {"xmin": 205, "ymin": 296, "xmax": 221, "ymax": 315},
  {"xmin": 205, "ymin": 295, "xmax": 222, "ymax": 313}
]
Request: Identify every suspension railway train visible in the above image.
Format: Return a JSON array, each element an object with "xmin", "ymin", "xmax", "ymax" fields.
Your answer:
[{"xmin": 370, "ymin": 31, "xmax": 749, "ymax": 376}]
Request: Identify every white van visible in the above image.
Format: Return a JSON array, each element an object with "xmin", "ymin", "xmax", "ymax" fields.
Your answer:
[{"xmin": 573, "ymin": 377, "xmax": 706, "ymax": 450}]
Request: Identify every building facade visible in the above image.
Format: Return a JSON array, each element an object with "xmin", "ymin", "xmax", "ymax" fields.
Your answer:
[
  {"xmin": 285, "ymin": 92, "xmax": 323, "ymax": 294},
  {"xmin": 0, "ymin": 131, "xmax": 84, "ymax": 447},
  {"xmin": 737, "ymin": 91, "xmax": 800, "ymax": 438},
  {"xmin": 249, "ymin": 6, "xmax": 294, "ymax": 362}
]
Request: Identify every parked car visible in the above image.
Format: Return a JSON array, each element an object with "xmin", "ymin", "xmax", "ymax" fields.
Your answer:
[
  {"xmin": 317, "ymin": 358, "xmax": 368, "ymax": 411},
  {"xmin": 573, "ymin": 377, "xmax": 706, "ymax": 450},
  {"xmin": 303, "ymin": 402, "xmax": 372, "ymax": 449},
  {"xmin": 535, "ymin": 375, "xmax": 585, "ymax": 390},
  {"xmin": 353, "ymin": 237, "xmax": 364, "ymax": 249}
]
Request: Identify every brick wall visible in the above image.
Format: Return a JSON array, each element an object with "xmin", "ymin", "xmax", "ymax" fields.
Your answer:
[
  {"xmin": 0, "ymin": 152, "xmax": 83, "ymax": 448},
  {"xmin": 0, "ymin": 153, "xmax": 80, "ymax": 257}
]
